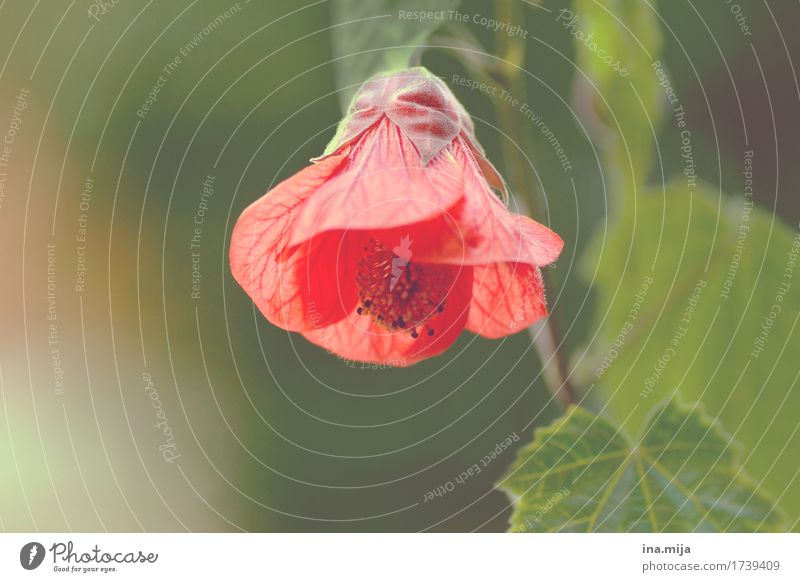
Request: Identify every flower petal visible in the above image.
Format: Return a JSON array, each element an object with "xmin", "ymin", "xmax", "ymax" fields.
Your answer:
[
  {"xmin": 302, "ymin": 264, "xmax": 474, "ymax": 366},
  {"xmin": 409, "ymin": 138, "xmax": 564, "ymax": 268},
  {"xmin": 230, "ymin": 150, "xmax": 357, "ymax": 331},
  {"xmin": 289, "ymin": 118, "xmax": 466, "ymax": 247},
  {"xmin": 466, "ymin": 262, "xmax": 547, "ymax": 339}
]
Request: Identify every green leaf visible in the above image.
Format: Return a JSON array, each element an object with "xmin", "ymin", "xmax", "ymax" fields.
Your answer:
[
  {"xmin": 577, "ymin": 181, "xmax": 800, "ymax": 528},
  {"xmin": 500, "ymin": 400, "xmax": 786, "ymax": 532},
  {"xmin": 569, "ymin": 0, "xmax": 663, "ymax": 201},
  {"xmin": 330, "ymin": 0, "xmax": 460, "ymax": 110}
]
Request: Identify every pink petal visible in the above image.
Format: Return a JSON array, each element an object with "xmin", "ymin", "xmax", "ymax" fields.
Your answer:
[
  {"xmin": 410, "ymin": 137, "xmax": 564, "ymax": 268},
  {"xmin": 230, "ymin": 150, "xmax": 357, "ymax": 331},
  {"xmin": 466, "ymin": 263, "xmax": 547, "ymax": 338},
  {"xmin": 289, "ymin": 118, "xmax": 466, "ymax": 247}
]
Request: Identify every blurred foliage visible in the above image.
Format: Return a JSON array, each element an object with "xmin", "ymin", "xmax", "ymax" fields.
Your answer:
[
  {"xmin": 572, "ymin": 0, "xmax": 663, "ymax": 208},
  {"xmin": 577, "ymin": 181, "xmax": 800, "ymax": 527},
  {"xmin": 331, "ymin": 0, "xmax": 461, "ymax": 109},
  {"xmin": 502, "ymin": 0, "xmax": 800, "ymax": 532}
]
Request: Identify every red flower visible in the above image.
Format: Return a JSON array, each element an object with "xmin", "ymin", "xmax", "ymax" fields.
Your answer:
[{"xmin": 230, "ymin": 67, "xmax": 563, "ymax": 366}]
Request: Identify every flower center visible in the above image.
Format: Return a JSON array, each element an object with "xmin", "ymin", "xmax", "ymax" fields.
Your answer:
[{"xmin": 356, "ymin": 238, "xmax": 450, "ymax": 338}]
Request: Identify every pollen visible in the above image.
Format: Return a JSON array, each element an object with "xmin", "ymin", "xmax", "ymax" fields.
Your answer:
[{"xmin": 356, "ymin": 238, "xmax": 451, "ymax": 338}]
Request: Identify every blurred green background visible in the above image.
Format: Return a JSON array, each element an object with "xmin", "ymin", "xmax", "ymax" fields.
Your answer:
[{"xmin": 0, "ymin": 0, "xmax": 798, "ymax": 532}]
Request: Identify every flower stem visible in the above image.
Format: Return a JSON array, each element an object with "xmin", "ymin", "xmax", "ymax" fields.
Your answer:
[{"xmin": 491, "ymin": 0, "xmax": 578, "ymax": 410}]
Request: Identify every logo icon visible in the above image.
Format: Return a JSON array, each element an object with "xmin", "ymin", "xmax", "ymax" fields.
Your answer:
[
  {"xmin": 20, "ymin": 542, "xmax": 45, "ymax": 570},
  {"xmin": 390, "ymin": 235, "xmax": 413, "ymax": 290}
]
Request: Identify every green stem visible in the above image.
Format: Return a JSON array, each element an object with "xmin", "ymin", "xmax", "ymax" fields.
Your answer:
[{"xmin": 492, "ymin": 0, "xmax": 578, "ymax": 410}]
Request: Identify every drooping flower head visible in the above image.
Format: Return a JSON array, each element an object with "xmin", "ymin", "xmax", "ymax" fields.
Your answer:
[{"xmin": 230, "ymin": 67, "xmax": 563, "ymax": 366}]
